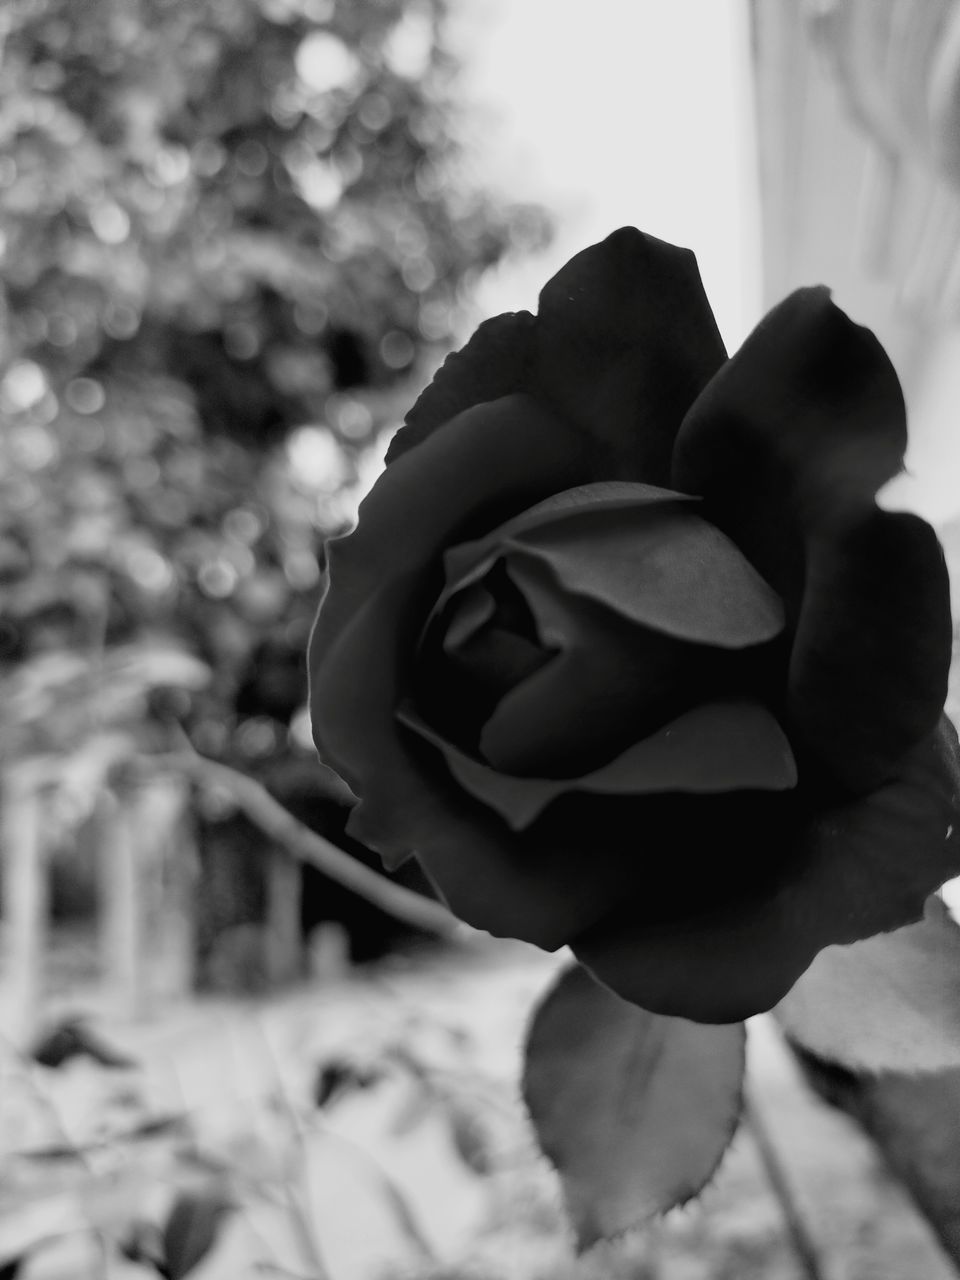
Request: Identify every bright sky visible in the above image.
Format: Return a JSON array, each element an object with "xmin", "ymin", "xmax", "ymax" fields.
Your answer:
[{"xmin": 449, "ymin": 0, "xmax": 759, "ymax": 353}]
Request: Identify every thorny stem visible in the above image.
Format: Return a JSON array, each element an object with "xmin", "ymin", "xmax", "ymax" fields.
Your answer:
[
  {"xmin": 145, "ymin": 749, "xmax": 476, "ymax": 943},
  {"xmin": 742, "ymin": 1087, "xmax": 828, "ymax": 1280}
]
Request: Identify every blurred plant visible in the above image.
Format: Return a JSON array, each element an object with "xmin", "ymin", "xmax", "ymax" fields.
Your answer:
[
  {"xmin": 0, "ymin": 982, "xmax": 518, "ymax": 1280},
  {"xmin": 0, "ymin": 0, "xmax": 550, "ymax": 941}
]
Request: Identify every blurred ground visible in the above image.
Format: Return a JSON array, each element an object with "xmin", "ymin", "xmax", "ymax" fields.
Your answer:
[{"xmin": 2, "ymin": 934, "xmax": 957, "ymax": 1280}]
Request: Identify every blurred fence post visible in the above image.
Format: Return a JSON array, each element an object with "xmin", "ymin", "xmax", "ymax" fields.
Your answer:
[
  {"xmin": 96, "ymin": 785, "xmax": 142, "ymax": 1019},
  {"xmin": 97, "ymin": 770, "xmax": 199, "ymax": 1017},
  {"xmin": 149, "ymin": 771, "xmax": 197, "ymax": 1001},
  {"xmin": 0, "ymin": 761, "xmax": 50, "ymax": 1047}
]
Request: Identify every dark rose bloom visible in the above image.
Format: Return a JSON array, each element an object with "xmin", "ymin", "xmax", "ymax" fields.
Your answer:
[{"xmin": 308, "ymin": 228, "xmax": 960, "ymax": 1023}]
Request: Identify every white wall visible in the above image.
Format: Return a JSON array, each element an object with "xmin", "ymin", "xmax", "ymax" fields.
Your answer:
[{"xmin": 449, "ymin": 0, "xmax": 760, "ymax": 353}]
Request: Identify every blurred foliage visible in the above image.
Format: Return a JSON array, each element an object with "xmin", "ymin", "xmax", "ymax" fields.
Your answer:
[{"xmin": 0, "ymin": 0, "xmax": 550, "ymax": 776}]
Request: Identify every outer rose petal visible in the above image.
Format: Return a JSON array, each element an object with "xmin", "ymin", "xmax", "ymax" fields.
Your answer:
[
  {"xmin": 359, "ymin": 698, "xmax": 801, "ymax": 950},
  {"xmin": 672, "ymin": 287, "xmax": 950, "ymax": 790},
  {"xmin": 572, "ymin": 716, "xmax": 960, "ymax": 1023},
  {"xmin": 385, "ymin": 311, "xmax": 535, "ymax": 465},
  {"xmin": 386, "ymin": 229, "xmax": 727, "ymax": 483},
  {"xmin": 308, "ymin": 394, "xmax": 592, "ymax": 868},
  {"xmin": 673, "ymin": 286, "xmax": 908, "ymax": 597},
  {"xmin": 789, "ymin": 508, "xmax": 951, "ymax": 791},
  {"xmin": 532, "ymin": 227, "xmax": 727, "ymax": 485}
]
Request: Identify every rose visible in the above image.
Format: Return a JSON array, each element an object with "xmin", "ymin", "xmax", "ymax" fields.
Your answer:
[{"xmin": 308, "ymin": 227, "xmax": 960, "ymax": 1023}]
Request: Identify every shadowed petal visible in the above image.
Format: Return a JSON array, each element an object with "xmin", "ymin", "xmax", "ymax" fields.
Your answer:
[
  {"xmin": 399, "ymin": 699, "xmax": 797, "ymax": 831},
  {"xmin": 385, "ymin": 311, "xmax": 535, "ymax": 464},
  {"xmin": 366, "ymin": 776, "xmax": 800, "ymax": 952},
  {"xmin": 478, "ymin": 558, "xmax": 695, "ymax": 775},
  {"xmin": 672, "ymin": 287, "xmax": 950, "ymax": 790},
  {"xmin": 533, "ymin": 227, "xmax": 727, "ymax": 484},
  {"xmin": 475, "ymin": 552, "xmax": 781, "ymax": 776},
  {"xmin": 440, "ymin": 580, "xmax": 497, "ymax": 651},
  {"xmin": 573, "ymin": 717, "xmax": 960, "ymax": 1023},
  {"xmin": 672, "ymin": 286, "xmax": 907, "ymax": 609},
  {"xmin": 789, "ymin": 508, "xmax": 951, "ymax": 791},
  {"xmin": 317, "ymin": 571, "xmax": 614, "ymax": 951},
  {"xmin": 309, "ymin": 393, "xmax": 591, "ymax": 865},
  {"xmin": 388, "ymin": 228, "xmax": 727, "ymax": 486}
]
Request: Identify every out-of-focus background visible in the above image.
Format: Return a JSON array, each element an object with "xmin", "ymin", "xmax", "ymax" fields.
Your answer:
[{"xmin": 4, "ymin": 1, "xmax": 960, "ymax": 1277}]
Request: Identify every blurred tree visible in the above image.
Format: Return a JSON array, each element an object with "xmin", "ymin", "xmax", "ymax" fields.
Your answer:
[{"xmin": 0, "ymin": 0, "xmax": 550, "ymax": 976}]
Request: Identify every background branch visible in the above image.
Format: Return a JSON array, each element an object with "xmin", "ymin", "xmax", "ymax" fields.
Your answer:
[{"xmin": 145, "ymin": 753, "xmax": 477, "ymax": 944}]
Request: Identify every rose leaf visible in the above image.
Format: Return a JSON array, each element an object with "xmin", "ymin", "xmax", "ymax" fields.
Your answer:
[
  {"xmin": 775, "ymin": 895, "xmax": 960, "ymax": 1074},
  {"xmin": 522, "ymin": 964, "xmax": 745, "ymax": 1249},
  {"xmin": 789, "ymin": 1039, "xmax": 960, "ymax": 1265}
]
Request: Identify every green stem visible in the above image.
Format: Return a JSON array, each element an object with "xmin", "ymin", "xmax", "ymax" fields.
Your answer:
[
  {"xmin": 144, "ymin": 750, "xmax": 475, "ymax": 943},
  {"xmin": 742, "ymin": 1088, "xmax": 829, "ymax": 1280}
]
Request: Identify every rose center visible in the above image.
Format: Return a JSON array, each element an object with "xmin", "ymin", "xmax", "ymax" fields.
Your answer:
[
  {"xmin": 415, "ymin": 552, "xmax": 728, "ymax": 779},
  {"xmin": 409, "ymin": 483, "xmax": 788, "ymax": 782}
]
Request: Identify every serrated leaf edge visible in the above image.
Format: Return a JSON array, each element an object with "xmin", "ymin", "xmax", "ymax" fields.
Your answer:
[{"xmin": 521, "ymin": 964, "xmax": 747, "ymax": 1252}]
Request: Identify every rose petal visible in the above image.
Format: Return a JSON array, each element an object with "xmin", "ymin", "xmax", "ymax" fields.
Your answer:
[
  {"xmin": 532, "ymin": 227, "xmax": 727, "ymax": 484},
  {"xmin": 417, "ymin": 603, "xmax": 554, "ymax": 751},
  {"xmin": 385, "ymin": 311, "xmax": 535, "ymax": 464},
  {"xmin": 478, "ymin": 557, "xmax": 696, "ymax": 775},
  {"xmin": 434, "ymin": 482, "xmax": 696, "ymax": 618},
  {"xmin": 461, "ymin": 479, "xmax": 699, "ymax": 537},
  {"xmin": 446, "ymin": 623, "xmax": 548, "ymax": 692},
  {"xmin": 672, "ymin": 287, "xmax": 950, "ymax": 790},
  {"xmin": 673, "ymin": 287, "xmax": 908, "ymax": 590},
  {"xmin": 389, "ymin": 228, "xmax": 728, "ymax": 484},
  {"xmin": 788, "ymin": 508, "xmax": 952, "ymax": 791},
  {"xmin": 474, "ymin": 552, "xmax": 778, "ymax": 777},
  {"xmin": 373, "ymin": 778, "xmax": 801, "ymax": 952},
  {"xmin": 313, "ymin": 393, "xmax": 586, "ymax": 684},
  {"xmin": 309, "ymin": 393, "xmax": 591, "ymax": 866},
  {"xmin": 318, "ymin": 569, "xmax": 601, "ymax": 951},
  {"xmin": 435, "ymin": 483, "xmax": 783, "ymax": 654},
  {"xmin": 440, "ymin": 580, "xmax": 497, "ymax": 651},
  {"xmin": 572, "ymin": 716, "xmax": 960, "ymax": 1023},
  {"xmin": 399, "ymin": 699, "xmax": 797, "ymax": 831},
  {"xmin": 414, "ymin": 487, "xmax": 706, "ymax": 771},
  {"xmin": 506, "ymin": 502, "xmax": 785, "ymax": 650}
]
